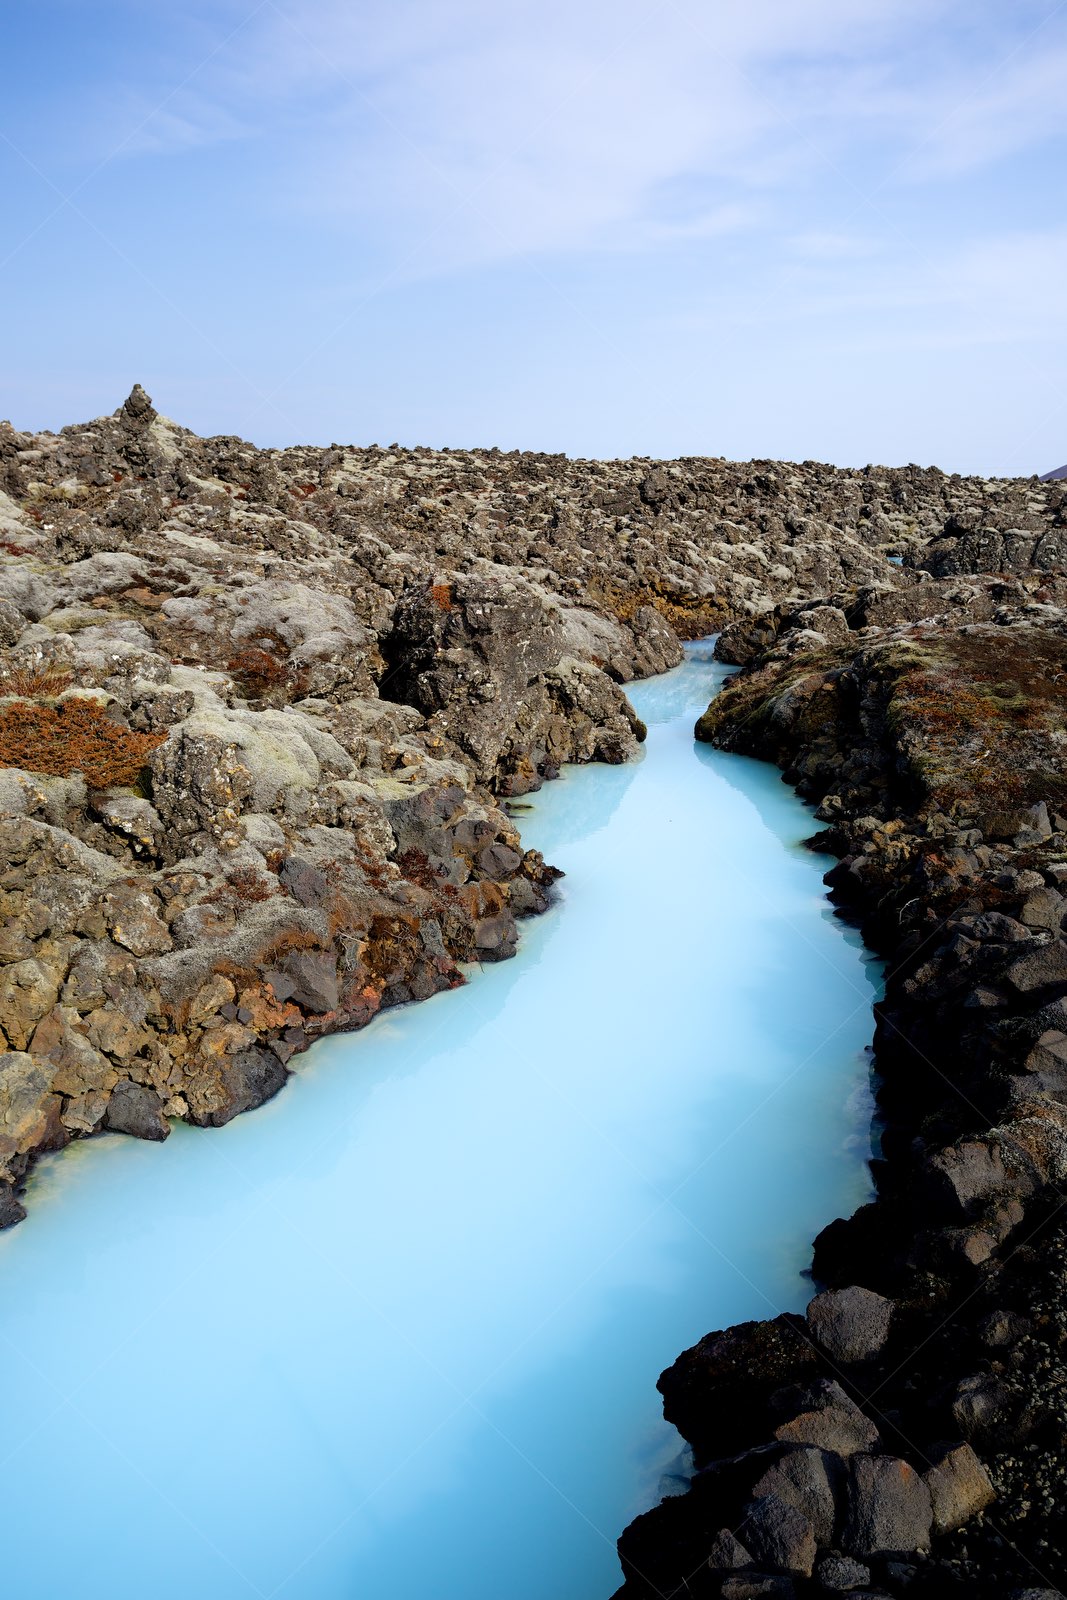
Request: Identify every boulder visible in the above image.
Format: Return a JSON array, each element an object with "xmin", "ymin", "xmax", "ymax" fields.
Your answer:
[
  {"xmin": 949, "ymin": 1373, "xmax": 1036, "ymax": 1448},
  {"xmin": 104, "ymin": 1080, "xmax": 169, "ymax": 1142},
  {"xmin": 659, "ymin": 1315, "xmax": 818, "ymax": 1461},
  {"xmin": 1019, "ymin": 889, "xmax": 1067, "ymax": 931},
  {"xmin": 815, "ymin": 1552, "xmax": 872, "ymax": 1590},
  {"xmin": 203, "ymin": 1047, "xmax": 288, "ymax": 1127},
  {"xmin": 738, "ymin": 1494, "xmax": 816, "ymax": 1577},
  {"xmin": 278, "ymin": 949, "xmax": 339, "ymax": 1013},
  {"xmin": 983, "ymin": 802, "xmax": 1052, "ymax": 844},
  {"xmin": 0, "ymin": 1050, "xmax": 57, "ymax": 1182},
  {"xmin": 926, "ymin": 1136, "xmax": 1038, "ymax": 1217},
  {"xmin": 0, "ymin": 958, "xmax": 63, "ymax": 1050},
  {"xmin": 774, "ymin": 1381, "xmax": 880, "ymax": 1457},
  {"xmin": 380, "ymin": 566, "xmax": 644, "ymax": 794},
  {"xmin": 751, "ymin": 1447, "xmax": 840, "ymax": 1547},
  {"xmin": 101, "ymin": 884, "xmax": 172, "ymax": 956},
  {"xmin": 720, "ymin": 1573, "xmax": 797, "ymax": 1599},
  {"xmin": 805, "ymin": 1287, "xmax": 893, "ymax": 1364},
  {"xmin": 279, "ymin": 854, "xmax": 329, "ymax": 907},
  {"xmin": 707, "ymin": 1528, "xmax": 752, "ymax": 1571},
  {"xmin": 923, "ymin": 1442, "xmax": 995, "ymax": 1534},
  {"xmin": 1006, "ymin": 940, "xmax": 1067, "ymax": 995},
  {"xmin": 0, "ymin": 1180, "xmax": 27, "ymax": 1226},
  {"xmin": 841, "ymin": 1455, "xmax": 933, "ymax": 1559}
]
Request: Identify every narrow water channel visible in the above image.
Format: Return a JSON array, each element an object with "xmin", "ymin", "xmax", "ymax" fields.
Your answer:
[{"xmin": 0, "ymin": 643, "xmax": 881, "ymax": 1600}]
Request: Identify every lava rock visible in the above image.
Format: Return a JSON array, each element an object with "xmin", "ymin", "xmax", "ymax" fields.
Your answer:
[
  {"xmin": 805, "ymin": 1286, "xmax": 893, "ymax": 1364},
  {"xmin": 750, "ymin": 1446, "xmax": 840, "ymax": 1547},
  {"xmin": 816, "ymin": 1553, "xmax": 872, "ymax": 1591},
  {"xmin": 923, "ymin": 1442, "xmax": 995, "ymax": 1534},
  {"xmin": 774, "ymin": 1381, "xmax": 881, "ymax": 1457},
  {"xmin": 707, "ymin": 1528, "xmax": 753, "ymax": 1571},
  {"xmin": 841, "ymin": 1455, "xmax": 933, "ymax": 1559},
  {"xmin": 103, "ymin": 1081, "xmax": 169, "ymax": 1142},
  {"xmin": 738, "ymin": 1493, "xmax": 816, "ymax": 1577}
]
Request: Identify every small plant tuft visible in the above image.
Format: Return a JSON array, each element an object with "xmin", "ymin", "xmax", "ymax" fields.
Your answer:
[{"xmin": 0, "ymin": 664, "xmax": 74, "ymax": 699}]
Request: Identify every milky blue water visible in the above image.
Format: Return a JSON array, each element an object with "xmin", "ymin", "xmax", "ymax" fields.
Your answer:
[{"xmin": 0, "ymin": 643, "xmax": 881, "ymax": 1600}]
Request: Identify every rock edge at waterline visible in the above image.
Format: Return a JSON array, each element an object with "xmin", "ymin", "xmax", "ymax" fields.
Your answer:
[{"xmin": 616, "ymin": 575, "xmax": 1067, "ymax": 1598}]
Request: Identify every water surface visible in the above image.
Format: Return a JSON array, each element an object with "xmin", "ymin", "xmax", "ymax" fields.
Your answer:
[{"xmin": 0, "ymin": 643, "xmax": 880, "ymax": 1599}]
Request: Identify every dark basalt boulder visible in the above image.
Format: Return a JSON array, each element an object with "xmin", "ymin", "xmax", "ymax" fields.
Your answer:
[
  {"xmin": 749, "ymin": 1446, "xmax": 840, "ymax": 1546},
  {"xmin": 841, "ymin": 1455, "xmax": 933, "ymax": 1560},
  {"xmin": 658, "ymin": 1315, "xmax": 819, "ymax": 1463},
  {"xmin": 0, "ymin": 1181, "xmax": 27, "ymax": 1227},
  {"xmin": 737, "ymin": 1493, "xmax": 817, "ymax": 1577},
  {"xmin": 104, "ymin": 1080, "xmax": 169, "ymax": 1141},
  {"xmin": 924, "ymin": 1442, "xmax": 996, "ymax": 1535},
  {"xmin": 772, "ymin": 1380, "xmax": 881, "ymax": 1457},
  {"xmin": 806, "ymin": 1286, "xmax": 893, "ymax": 1365},
  {"xmin": 200, "ymin": 1047, "xmax": 289, "ymax": 1128}
]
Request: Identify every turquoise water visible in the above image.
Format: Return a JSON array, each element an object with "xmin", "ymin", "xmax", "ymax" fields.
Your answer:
[{"xmin": 0, "ymin": 643, "xmax": 881, "ymax": 1600}]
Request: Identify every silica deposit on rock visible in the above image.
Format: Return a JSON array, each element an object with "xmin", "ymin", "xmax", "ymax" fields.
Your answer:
[{"xmin": 3, "ymin": 388, "xmax": 1067, "ymax": 1596}]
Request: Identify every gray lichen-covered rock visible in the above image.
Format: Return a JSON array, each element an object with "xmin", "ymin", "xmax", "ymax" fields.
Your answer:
[{"xmin": 380, "ymin": 567, "xmax": 645, "ymax": 794}]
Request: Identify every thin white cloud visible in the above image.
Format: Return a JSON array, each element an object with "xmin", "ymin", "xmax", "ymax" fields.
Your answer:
[
  {"xmin": 662, "ymin": 226, "xmax": 1067, "ymax": 356},
  {"xmin": 897, "ymin": 46, "xmax": 1067, "ymax": 177},
  {"xmin": 113, "ymin": 94, "xmax": 250, "ymax": 155},
  {"xmin": 81, "ymin": 0, "xmax": 952, "ymax": 260},
  {"xmin": 67, "ymin": 0, "xmax": 1067, "ymax": 276},
  {"xmin": 787, "ymin": 231, "xmax": 881, "ymax": 260}
]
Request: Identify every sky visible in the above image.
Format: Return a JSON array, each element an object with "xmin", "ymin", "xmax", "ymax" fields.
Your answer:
[{"xmin": 1, "ymin": 0, "xmax": 1066, "ymax": 474}]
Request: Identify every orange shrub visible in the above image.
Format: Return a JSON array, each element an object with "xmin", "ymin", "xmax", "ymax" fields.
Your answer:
[
  {"xmin": 228, "ymin": 646, "xmax": 288, "ymax": 696},
  {"xmin": 0, "ymin": 697, "xmax": 167, "ymax": 788}
]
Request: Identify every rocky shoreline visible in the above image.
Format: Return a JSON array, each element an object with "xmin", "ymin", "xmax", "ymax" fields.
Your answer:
[
  {"xmin": 3, "ymin": 390, "xmax": 1067, "ymax": 1594},
  {"xmin": 615, "ymin": 572, "xmax": 1067, "ymax": 1597},
  {"xmin": 1, "ymin": 384, "xmax": 978, "ymax": 1223}
]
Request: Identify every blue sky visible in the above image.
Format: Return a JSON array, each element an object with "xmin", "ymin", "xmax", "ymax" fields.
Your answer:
[{"xmin": 2, "ymin": 0, "xmax": 1065, "ymax": 472}]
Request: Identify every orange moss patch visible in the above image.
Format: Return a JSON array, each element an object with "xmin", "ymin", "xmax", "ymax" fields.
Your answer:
[{"xmin": 0, "ymin": 697, "xmax": 166, "ymax": 788}]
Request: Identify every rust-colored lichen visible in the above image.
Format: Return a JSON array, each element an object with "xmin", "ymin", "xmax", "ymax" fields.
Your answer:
[{"xmin": 0, "ymin": 697, "xmax": 167, "ymax": 788}]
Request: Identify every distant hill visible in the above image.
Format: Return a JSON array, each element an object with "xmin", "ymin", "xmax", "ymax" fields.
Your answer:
[{"xmin": 1041, "ymin": 464, "xmax": 1067, "ymax": 480}]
